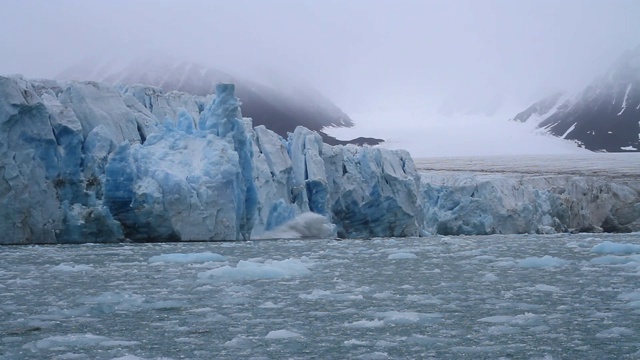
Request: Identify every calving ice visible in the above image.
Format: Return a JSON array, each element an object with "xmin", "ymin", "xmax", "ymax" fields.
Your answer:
[
  {"xmin": 1, "ymin": 76, "xmax": 639, "ymax": 244},
  {"xmin": 0, "ymin": 77, "xmax": 421, "ymax": 244}
]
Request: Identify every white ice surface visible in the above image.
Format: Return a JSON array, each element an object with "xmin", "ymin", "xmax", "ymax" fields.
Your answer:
[
  {"xmin": 148, "ymin": 252, "xmax": 226, "ymax": 263},
  {"xmin": 324, "ymin": 109, "xmax": 587, "ymax": 157},
  {"xmin": 49, "ymin": 264, "xmax": 94, "ymax": 272},
  {"xmin": 265, "ymin": 329, "xmax": 302, "ymax": 339},
  {"xmin": 413, "ymin": 153, "xmax": 640, "ymax": 178},
  {"xmin": 197, "ymin": 258, "xmax": 311, "ymax": 282},
  {"xmin": 517, "ymin": 256, "xmax": 568, "ymax": 268},
  {"xmin": 591, "ymin": 241, "xmax": 640, "ymax": 254},
  {"xmin": 387, "ymin": 252, "xmax": 417, "ymax": 260}
]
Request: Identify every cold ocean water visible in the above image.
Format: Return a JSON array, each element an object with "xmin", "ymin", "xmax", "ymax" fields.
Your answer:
[{"xmin": 2, "ymin": 234, "xmax": 640, "ymax": 359}]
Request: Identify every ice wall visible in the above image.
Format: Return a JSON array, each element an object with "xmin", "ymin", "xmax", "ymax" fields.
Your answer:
[
  {"xmin": 1, "ymin": 75, "xmax": 637, "ymax": 244},
  {"xmin": 0, "ymin": 77, "xmax": 124, "ymax": 244},
  {"xmin": 0, "ymin": 76, "xmax": 422, "ymax": 244},
  {"xmin": 421, "ymin": 172, "xmax": 640, "ymax": 235}
]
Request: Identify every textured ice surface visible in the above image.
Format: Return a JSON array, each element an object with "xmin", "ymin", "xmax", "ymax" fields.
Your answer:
[
  {"xmin": 264, "ymin": 329, "xmax": 302, "ymax": 339},
  {"xmin": 414, "ymin": 154, "xmax": 640, "ymax": 178},
  {"xmin": 417, "ymin": 156, "xmax": 640, "ymax": 235},
  {"xmin": 387, "ymin": 252, "xmax": 417, "ymax": 260},
  {"xmin": 2, "ymin": 234, "xmax": 640, "ymax": 359},
  {"xmin": 591, "ymin": 241, "xmax": 640, "ymax": 254},
  {"xmin": 148, "ymin": 252, "xmax": 226, "ymax": 263},
  {"xmin": 0, "ymin": 76, "xmax": 421, "ymax": 243},
  {"xmin": 197, "ymin": 258, "xmax": 311, "ymax": 282},
  {"xmin": 49, "ymin": 263, "xmax": 94, "ymax": 272},
  {"xmin": 517, "ymin": 255, "xmax": 569, "ymax": 268}
]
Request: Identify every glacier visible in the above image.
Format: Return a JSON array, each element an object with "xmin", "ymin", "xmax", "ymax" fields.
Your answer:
[
  {"xmin": 421, "ymin": 172, "xmax": 640, "ymax": 235},
  {"xmin": 0, "ymin": 75, "xmax": 638, "ymax": 244},
  {"xmin": 0, "ymin": 76, "xmax": 421, "ymax": 244}
]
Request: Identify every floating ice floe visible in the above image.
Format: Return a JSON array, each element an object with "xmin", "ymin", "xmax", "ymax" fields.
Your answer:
[
  {"xmin": 265, "ymin": 329, "xmax": 302, "ymax": 339},
  {"xmin": 22, "ymin": 333, "xmax": 137, "ymax": 350},
  {"xmin": 197, "ymin": 258, "xmax": 311, "ymax": 282},
  {"xmin": 148, "ymin": 252, "xmax": 226, "ymax": 263},
  {"xmin": 590, "ymin": 241, "xmax": 640, "ymax": 254},
  {"xmin": 517, "ymin": 256, "xmax": 568, "ymax": 268},
  {"xmin": 49, "ymin": 263, "xmax": 94, "ymax": 272},
  {"xmin": 343, "ymin": 319, "xmax": 385, "ymax": 328}
]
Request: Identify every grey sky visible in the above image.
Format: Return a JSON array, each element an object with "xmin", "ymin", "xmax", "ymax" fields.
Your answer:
[{"xmin": 2, "ymin": 0, "xmax": 639, "ymax": 114}]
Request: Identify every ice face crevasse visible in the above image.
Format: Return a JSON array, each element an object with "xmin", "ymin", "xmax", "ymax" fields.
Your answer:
[
  {"xmin": 102, "ymin": 84, "xmax": 258, "ymax": 241},
  {"xmin": 288, "ymin": 126, "xmax": 329, "ymax": 215},
  {"xmin": 0, "ymin": 76, "xmax": 124, "ymax": 244},
  {"xmin": 322, "ymin": 144, "xmax": 423, "ymax": 238},
  {"xmin": 199, "ymin": 83, "xmax": 258, "ymax": 240}
]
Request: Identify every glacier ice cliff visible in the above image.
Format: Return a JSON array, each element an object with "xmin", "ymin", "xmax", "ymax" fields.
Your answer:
[
  {"xmin": 421, "ymin": 172, "xmax": 640, "ymax": 235},
  {"xmin": 0, "ymin": 76, "xmax": 421, "ymax": 244},
  {"xmin": 0, "ymin": 75, "xmax": 638, "ymax": 244}
]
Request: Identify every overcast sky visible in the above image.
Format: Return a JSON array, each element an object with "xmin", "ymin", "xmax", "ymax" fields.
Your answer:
[{"xmin": 1, "ymin": 0, "xmax": 639, "ymax": 155}]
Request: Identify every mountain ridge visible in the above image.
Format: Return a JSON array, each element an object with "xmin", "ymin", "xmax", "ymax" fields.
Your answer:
[{"xmin": 511, "ymin": 46, "xmax": 640, "ymax": 152}]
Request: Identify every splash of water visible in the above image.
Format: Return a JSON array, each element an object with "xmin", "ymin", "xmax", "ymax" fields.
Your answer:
[{"xmin": 255, "ymin": 212, "xmax": 337, "ymax": 240}]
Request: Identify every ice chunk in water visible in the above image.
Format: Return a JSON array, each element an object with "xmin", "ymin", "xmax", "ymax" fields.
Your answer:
[
  {"xmin": 265, "ymin": 329, "xmax": 302, "ymax": 339},
  {"xmin": 24, "ymin": 334, "xmax": 111, "ymax": 349},
  {"xmin": 148, "ymin": 252, "xmax": 226, "ymax": 263},
  {"xmin": 387, "ymin": 252, "xmax": 417, "ymax": 260},
  {"xmin": 517, "ymin": 256, "xmax": 568, "ymax": 268},
  {"xmin": 596, "ymin": 327, "xmax": 635, "ymax": 338},
  {"xmin": 591, "ymin": 241, "xmax": 640, "ymax": 254},
  {"xmin": 344, "ymin": 319, "xmax": 385, "ymax": 328},
  {"xmin": 49, "ymin": 263, "xmax": 94, "ymax": 272},
  {"xmin": 197, "ymin": 258, "xmax": 311, "ymax": 282}
]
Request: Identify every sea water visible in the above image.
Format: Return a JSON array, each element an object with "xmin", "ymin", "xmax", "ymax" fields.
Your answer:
[{"xmin": 2, "ymin": 233, "xmax": 640, "ymax": 359}]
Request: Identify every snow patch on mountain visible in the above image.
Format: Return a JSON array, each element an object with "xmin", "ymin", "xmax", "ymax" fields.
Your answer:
[
  {"xmin": 510, "ymin": 45, "xmax": 640, "ymax": 152},
  {"xmin": 617, "ymin": 84, "xmax": 632, "ymax": 115},
  {"xmin": 325, "ymin": 109, "xmax": 587, "ymax": 158}
]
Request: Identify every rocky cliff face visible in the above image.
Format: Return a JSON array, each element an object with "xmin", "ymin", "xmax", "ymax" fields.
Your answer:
[{"xmin": 511, "ymin": 46, "xmax": 640, "ymax": 152}]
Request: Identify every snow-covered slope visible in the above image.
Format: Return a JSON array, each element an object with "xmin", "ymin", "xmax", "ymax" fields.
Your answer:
[
  {"xmin": 511, "ymin": 46, "xmax": 640, "ymax": 152},
  {"xmin": 325, "ymin": 109, "xmax": 587, "ymax": 157},
  {"xmin": 57, "ymin": 58, "xmax": 382, "ymax": 146}
]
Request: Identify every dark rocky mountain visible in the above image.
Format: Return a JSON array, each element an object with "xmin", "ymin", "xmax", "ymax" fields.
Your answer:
[
  {"xmin": 57, "ymin": 58, "xmax": 383, "ymax": 146},
  {"xmin": 511, "ymin": 46, "xmax": 640, "ymax": 152}
]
